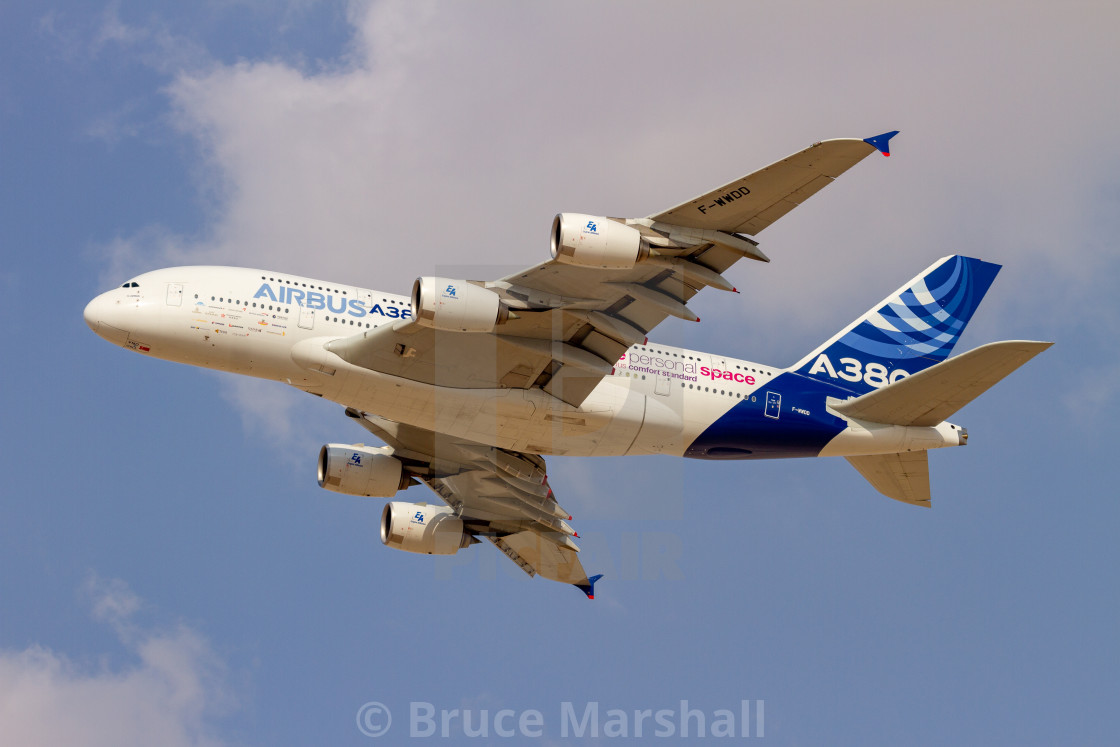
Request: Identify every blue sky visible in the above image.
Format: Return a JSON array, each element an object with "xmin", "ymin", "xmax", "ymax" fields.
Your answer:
[{"xmin": 2, "ymin": 1, "xmax": 1117, "ymax": 744}]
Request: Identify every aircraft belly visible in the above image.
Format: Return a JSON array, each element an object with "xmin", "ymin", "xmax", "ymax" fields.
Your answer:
[
  {"xmin": 625, "ymin": 390, "xmax": 687, "ymax": 456},
  {"xmin": 317, "ymin": 367, "xmax": 654, "ymax": 456},
  {"xmin": 138, "ymin": 304, "xmax": 245, "ymax": 373}
]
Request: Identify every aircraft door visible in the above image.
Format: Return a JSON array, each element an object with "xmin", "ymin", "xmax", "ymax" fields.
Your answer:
[
  {"xmin": 764, "ymin": 391, "xmax": 781, "ymax": 419},
  {"xmin": 166, "ymin": 283, "xmax": 183, "ymax": 306},
  {"xmin": 654, "ymin": 373, "xmax": 671, "ymax": 396},
  {"xmin": 298, "ymin": 304, "xmax": 315, "ymax": 330}
]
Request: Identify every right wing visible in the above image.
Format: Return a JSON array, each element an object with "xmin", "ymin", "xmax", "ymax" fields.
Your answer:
[
  {"xmin": 325, "ymin": 133, "xmax": 896, "ymax": 409},
  {"xmin": 343, "ymin": 408, "xmax": 602, "ymax": 598},
  {"xmin": 648, "ymin": 132, "xmax": 897, "ymax": 233}
]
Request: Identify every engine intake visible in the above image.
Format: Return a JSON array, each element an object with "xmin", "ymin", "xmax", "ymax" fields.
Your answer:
[
  {"xmin": 551, "ymin": 213, "xmax": 649, "ymax": 269},
  {"xmin": 411, "ymin": 277, "xmax": 511, "ymax": 333},
  {"xmin": 318, "ymin": 444, "xmax": 410, "ymax": 497},
  {"xmin": 381, "ymin": 502, "xmax": 472, "ymax": 555}
]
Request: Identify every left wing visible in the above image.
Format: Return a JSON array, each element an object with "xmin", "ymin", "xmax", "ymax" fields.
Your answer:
[
  {"xmin": 326, "ymin": 133, "xmax": 896, "ymax": 407},
  {"xmin": 343, "ymin": 408, "xmax": 602, "ymax": 598}
]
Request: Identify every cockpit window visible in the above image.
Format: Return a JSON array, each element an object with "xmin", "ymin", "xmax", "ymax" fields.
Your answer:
[{"xmin": 120, "ymin": 282, "xmax": 140, "ymax": 288}]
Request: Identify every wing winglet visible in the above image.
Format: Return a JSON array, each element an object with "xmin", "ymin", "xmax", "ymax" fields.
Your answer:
[
  {"xmin": 863, "ymin": 130, "xmax": 899, "ymax": 156},
  {"xmin": 575, "ymin": 574, "xmax": 604, "ymax": 600}
]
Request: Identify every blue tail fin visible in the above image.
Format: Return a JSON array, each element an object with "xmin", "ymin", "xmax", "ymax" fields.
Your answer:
[{"xmin": 790, "ymin": 255, "xmax": 1001, "ymax": 395}]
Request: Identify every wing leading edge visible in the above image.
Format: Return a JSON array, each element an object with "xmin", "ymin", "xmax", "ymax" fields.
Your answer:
[{"xmin": 647, "ymin": 132, "xmax": 897, "ymax": 233}]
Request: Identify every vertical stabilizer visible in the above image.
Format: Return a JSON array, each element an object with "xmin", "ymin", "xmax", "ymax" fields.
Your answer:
[{"xmin": 791, "ymin": 255, "xmax": 1001, "ymax": 395}]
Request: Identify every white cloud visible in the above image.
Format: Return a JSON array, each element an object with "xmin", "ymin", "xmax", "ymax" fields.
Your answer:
[
  {"xmin": 0, "ymin": 575, "xmax": 235, "ymax": 747},
  {"xmin": 107, "ymin": 1, "xmax": 1120, "ymax": 299},
  {"xmin": 92, "ymin": 3, "xmax": 210, "ymax": 75},
  {"xmin": 93, "ymin": 225, "xmax": 195, "ymax": 288},
  {"xmin": 86, "ymin": 574, "xmax": 142, "ymax": 628},
  {"xmin": 215, "ymin": 373, "xmax": 336, "ymax": 461},
  {"xmin": 219, "ymin": 375, "xmax": 302, "ymax": 445},
  {"xmin": 90, "ymin": 1, "xmax": 1120, "ymax": 428}
]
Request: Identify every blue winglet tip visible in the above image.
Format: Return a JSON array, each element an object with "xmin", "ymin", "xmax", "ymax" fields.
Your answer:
[
  {"xmin": 863, "ymin": 130, "xmax": 899, "ymax": 156},
  {"xmin": 576, "ymin": 574, "xmax": 604, "ymax": 600}
]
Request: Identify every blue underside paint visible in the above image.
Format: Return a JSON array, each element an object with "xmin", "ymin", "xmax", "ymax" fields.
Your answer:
[
  {"xmin": 686, "ymin": 255, "xmax": 1001, "ymax": 459},
  {"xmin": 685, "ymin": 372, "xmax": 855, "ymax": 460}
]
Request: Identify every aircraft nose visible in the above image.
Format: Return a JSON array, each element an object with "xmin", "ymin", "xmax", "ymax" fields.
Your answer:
[
  {"xmin": 83, "ymin": 292, "xmax": 131, "ymax": 345},
  {"xmin": 83, "ymin": 296, "xmax": 99, "ymax": 332}
]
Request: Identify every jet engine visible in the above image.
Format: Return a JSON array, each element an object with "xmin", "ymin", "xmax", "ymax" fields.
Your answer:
[
  {"xmin": 551, "ymin": 213, "xmax": 649, "ymax": 269},
  {"xmin": 318, "ymin": 444, "xmax": 410, "ymax": 497},
  {"xmin": 381, "ymin": 502, "xmax": 472, "ymax": 555},
  {"xmin": 410, "ymin": 277, "xmax": 511, "ymax": 333}
]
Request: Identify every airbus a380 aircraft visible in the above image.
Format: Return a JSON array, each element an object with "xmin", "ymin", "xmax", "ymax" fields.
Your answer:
[{"xmin": 85, "ymin": 131, "xmax": 1050, "ymax": 598}]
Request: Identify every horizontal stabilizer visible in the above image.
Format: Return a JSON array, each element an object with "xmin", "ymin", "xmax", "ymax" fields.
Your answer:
[
  {"xmin": 830, "ymin": 340, "xmax": 1053, "ymax": 427},
  {"xmin": 846, "ymin": 451, "xmax": 931, "ymax": 507}
]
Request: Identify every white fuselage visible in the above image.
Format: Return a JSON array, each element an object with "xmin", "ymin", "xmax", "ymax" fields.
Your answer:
[{"xmin": 84, "ymin": 266, "xmax": 962, "ymax": 460}]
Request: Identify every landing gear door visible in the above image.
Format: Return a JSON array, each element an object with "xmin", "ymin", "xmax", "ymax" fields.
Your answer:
[
  {"xmin": 764, "ymin": 391, "xmax": 781, "ymax": 419},
  {"xmin": 298, "ymin": 304, "xmax": 315, "ymax": 330}
]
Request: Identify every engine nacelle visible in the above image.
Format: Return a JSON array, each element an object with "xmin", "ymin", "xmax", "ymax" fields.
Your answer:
[
  {"xmin": 318, "ymin": 444, "xmax": 410, "ymax": 498},
  {"xmin": 381, "ymin": 502, "xmax": 471, "ymax": 555},
  {"xmin": 551, "ymin": 213, "xmax": 649, "ymax": 269},
  {"xmin": 411, "ymin": 277, "xmax": 510, "ymax": 333}
]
